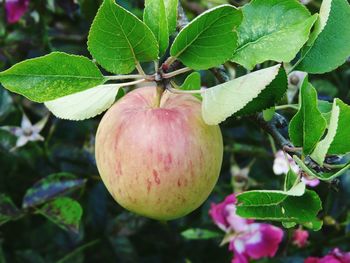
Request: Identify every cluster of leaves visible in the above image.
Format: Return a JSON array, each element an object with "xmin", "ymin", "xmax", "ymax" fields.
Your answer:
[{"xmin": 0, "ymin": 0, "xmax": 350, "ymax": 262}]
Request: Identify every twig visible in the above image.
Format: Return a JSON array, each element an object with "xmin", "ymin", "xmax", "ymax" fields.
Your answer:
[
  {"xmin": 56, "ymin": 239, "xmax": 100, "ymax": 263},
  {"xmin": 162, "ymin": 67, "xmax": 192, "ymax": 79},
  {"xmin": 105, "ymin": 74, "xmax": 150, "ymax": 81},
  {"xmin": 210, "ymin": 66, "xmax": 230, "ymax": 83}
]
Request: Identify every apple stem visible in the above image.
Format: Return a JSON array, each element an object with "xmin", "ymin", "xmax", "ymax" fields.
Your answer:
[
  {"xmin": 162, "ymin": 67, "xmax": 192, "ymax": 79},
  {"xmin": 155, "ymin": 84, "xmax": 165, "ymax": 107}
]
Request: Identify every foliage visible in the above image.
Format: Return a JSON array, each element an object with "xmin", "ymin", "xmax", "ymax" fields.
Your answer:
[{"xmin": 0, "ymin": 0, "xmax": 350, "ymax": 262}]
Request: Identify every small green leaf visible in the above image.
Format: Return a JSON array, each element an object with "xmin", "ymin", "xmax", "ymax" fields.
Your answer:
[
  {"xmin": 235, "ymin": 67, "xmax": 287, "ymax": 117},
  {"xmin": 170, "ymin": 5, "xmax": 242, "ymax": 70},
  {"xmin": 311, "ymin": 99, "xmax": 350, "ymax": 165},
  {"xmin": 262, "ymin": 108, "xmax": 275, "ymax": 122},
  {"xmin": 37, "ymin": 197, "xmax": 83, "ymax": 234},
  {"xmin": 181, "ymin": 228, "xmax": 221, "ymax": 240},
  {"xmin": 22, "ymin": 173, "xmax": 87, "ymax": 209},
  {"xmin": 236, "ymin": 190, "xmax": 322, "ymax": 231},
  {"xmin": 164, "ymin": 0, "xmax": 178, "ymax": 34},
  {"xmin": 295, "ymin": 0, "xmax": 350, "ymax": 73},
  {"xmin": 144, "ymin": 0, "xmax": 169, "ymax": 56},
  {"xmin": 0, "ymin": 52, "xmax": 106, "ymax": 103},
  {"xmin": 294, "ymin": 155, "xmax": 350, "ymax": 181},
  {"xmin": 88, "ymin": 0, "xmax": 159, "ymax": 74},
  {"xmin": 327, "ymin": 99, "xmax": 350, "ymax": 155},
  {"xmin": 45, "ymin": 84, "xmax": 120, "ymax": 121},
  {"xmin": 284, "ymin": 169, "xmax": 300, "ymax": 192},
  {"xmin": 180, "ymin": 72, "xmax": 201, "ymax": 91},
  {"xmin": 231, "ymin": 0, "xmax": 317, "ymax": 69},
  {"xmin": 202, "ymin": 64, "xmax": 280, "ymax": 125},
  {"xmin": 289, "ymin": 78, "xmax": 327, "ymax": 155},
  {"xmin": 0, "ymin": 194, "xmax": 22, "ymax": 226}
]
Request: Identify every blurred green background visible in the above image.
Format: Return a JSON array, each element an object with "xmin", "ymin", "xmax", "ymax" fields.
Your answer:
[{"xmin": 0, "ymin": 1, "xmax": 349, "ymax": 262}]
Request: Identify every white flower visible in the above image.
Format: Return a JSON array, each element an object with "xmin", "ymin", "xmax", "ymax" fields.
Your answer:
[
  {"xmin": 273, "ymin": 150, "xmax": 299, "ymax": 175},
  {"xmin": 0, "ymin": 113, "xmax": 49, "ymax": 151}
]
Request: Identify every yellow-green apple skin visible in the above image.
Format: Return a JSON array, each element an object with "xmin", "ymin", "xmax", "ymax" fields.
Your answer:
[{"xmin": 95, "ymin": 86, "xmax": 223, "ymax": 220}]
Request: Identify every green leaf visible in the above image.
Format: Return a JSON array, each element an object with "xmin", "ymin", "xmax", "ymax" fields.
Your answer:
[
  {"xmin": 164, "ymin": 0, "xmax": 178, "ymax": 34},
  {"xmin": 0, "ymin": 52, "xmax": 106, "ymax": 103},
  {"xmin": 45, "ymin": 84, "xmax": 120, "ymax": 121},
  {"xmin": 231, "ymin": 0, "xmax": 317, "ymax": 69},
  {"xmin": 295, "ymin": 0, "xmax": 350, "ymax": 73},
  {"xmin": 180, "ymin": 72, "xmax": 201, "ymax": 91},
  {"xmin": 326, "ymin": 99, "xmax": 350, "ymax": 155},
  {"xmin": 236, "ymin": 190, "xmax": 323, "ymax": 231},
  {"xmin": 22, "ymin": 173, "xmax": 87, "ymax": 209},
  {"xmin": 311, "ymin": 99, "xmax": 350, "ymax": 165},
  {"xmin": 284, "ymin": 169, "xmax": 300, "ymax": 192},
  {"xmin": 318, "ymin": 100, "xmax": 333, "ymax": 124},
  {"xmin": 0, "ymin": 194, "xmax": 22, "ymax": 226},
  {"xmin": 181, "ymin": 228, "xmax": 221, "ymax": 240},
  {"xmin": 288, "ymin": 78, "xmax": 327, "ymax": 155},
  {"xmin": 202, "ymin": 64, "xmax": 280, "ymax": 125},
  {"xmin": 0, "ymin": 89, "xmax": 14, "ymax": 121},
  {"xmin": 294, "ymin": 155, "xmax": 350, "ymax": 181},
  {"xmin": 144, "ymin": 0, "xmax": 169, "ymax": 56},
  {"xmin": 87, "ymin": 0, "xmax": 159, "ymax": 74},
  {"xmin": 37, "ymin": 197, "xmax": 83, "ymax": 234},
  {"xmin": 262, "ymin": 107, "xmax": 275, "ymax": 122},
  {"xmin": 170, "ymin": 5, "xmax": 242, "ymax": 70},
  {"xmin": 234, "ymin": 67, "xmax": 287, "ymax": 117}
]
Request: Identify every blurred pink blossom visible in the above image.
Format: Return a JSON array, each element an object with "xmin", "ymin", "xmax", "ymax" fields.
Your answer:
[
  {"xmin": 302, "ymin": 177, "xmax": 320, "ymax": 187},
  {"xmin": 305, "ymin": 248, "xmax": 350, "ymax": 263},
  {"xmin": 273, "ymin": 150, "xmax": 299, "ymax": 175},
  {"xmin": 273, "ymin": 150, "xmax": 320, "ymax": 187},
  {"xmin": 292, "ymin": 228, "xmax": 309, "ymax": 248},
  {"xmin": 5, "ymin": 0, "xmax": 30, "ymax": 24},
  {"xmin": 209, "ymin": 194, "xmax": 284, "ymax": 263}
]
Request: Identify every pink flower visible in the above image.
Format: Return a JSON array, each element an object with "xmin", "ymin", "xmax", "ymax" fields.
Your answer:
[
  {"xmin": 305, "ymin": 248, "xmax": 350, "ymax": 263},
  {"xmin": 209, "ymin": 194, "xmax": 284, "ymax": 263},
  {"xmin": 292, "ymin": 228, "xmax": 309, "ymax": 248},
  {"xmin": 302, "ymin": 177, "xmax": 320, "ymax": 187},
  {"xmin": 273, "ymin": 150, "xmax": 299, "ymax": 175},
  {"xmin": 5, "ymin": 0, "xmax": 30, "ymax": 24}
]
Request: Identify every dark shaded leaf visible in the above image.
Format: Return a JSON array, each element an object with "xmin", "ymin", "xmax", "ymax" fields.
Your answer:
[
  {"xmin": 22, "ymin": 173, "xmax": 87, "ymax": 208},
  {"xmin": 37, "ymin": 197, "xmax": 83, "ymax": 234}
]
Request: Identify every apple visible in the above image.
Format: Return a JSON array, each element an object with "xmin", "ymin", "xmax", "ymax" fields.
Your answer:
[{"xmin": 95, "ymin": 86, "xmax": 223, "ymax": 220}]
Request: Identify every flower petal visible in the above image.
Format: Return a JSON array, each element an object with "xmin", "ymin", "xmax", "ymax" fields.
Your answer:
[
  {"xmin": 209, "ymin": 194, "xmax": 237, "ymax": 232},
  {"xmin": 5, "ymin": 0, "xmax": 30, "ymax": 24}
]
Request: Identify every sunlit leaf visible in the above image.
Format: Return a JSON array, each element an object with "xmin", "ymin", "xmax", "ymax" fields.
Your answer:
[
  {"xmin": 144, "ymin": 0, "xmax": 169, "ymax": 55},
  {"xmin": 170, "ymin": 5, "xmax": 242, "ymax": 70},
  {"xmin": 202, "ymin": 64, "xmax": 280, "ymax": 125},
  {"xmin": 235, "ymin": 67, "xmax": 287, "ymax": 117},
  {"xmin": 88, "ymin": 0, "xmax": 159, "ymax": 74},
  {"xmin": 232, "ymin": 0, "xmax": 317, "ymax": 69},
  {"xmin": 295, "ymin": 0, "xmax": 350, "ymax": 73},
  {"xmin": 0, "ymin": 52, "xmax": 106, "ymax": 102},
  {"xmin": 45, "ymin": 84, "xmax": 120, "ymax": 121}
]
